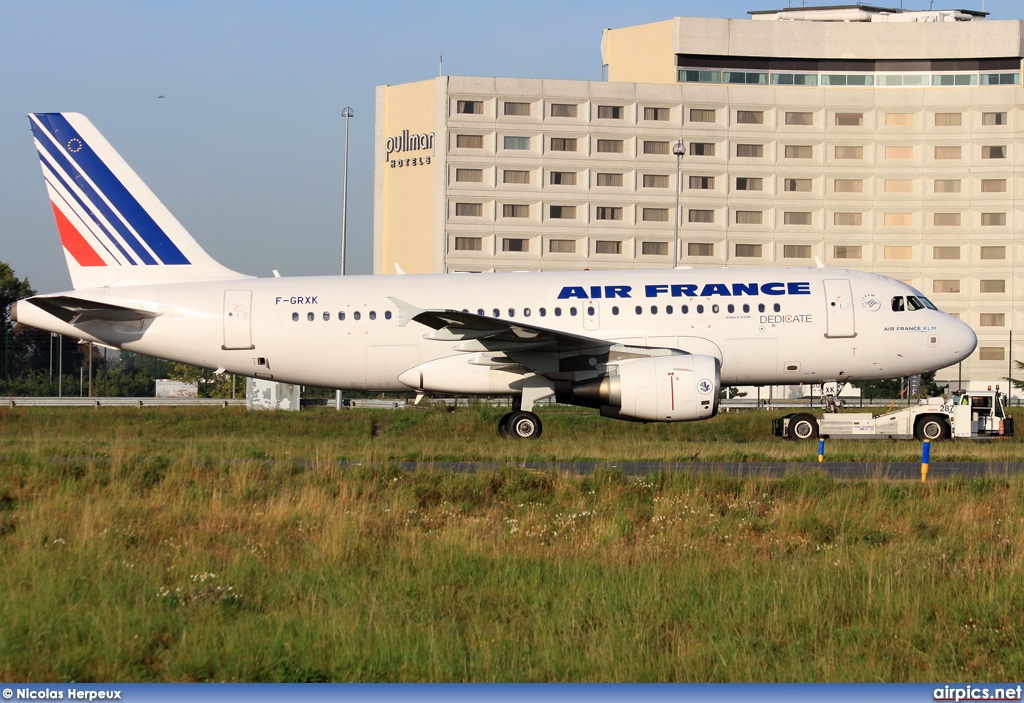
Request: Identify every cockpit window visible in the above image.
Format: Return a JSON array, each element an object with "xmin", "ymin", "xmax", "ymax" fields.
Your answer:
[
  {"xmin": 907, "ymin": 296, "xmax": 924, "ymax": 311},
  {"xmin": 891, "ymin": 296, "xmax": 905, "ymax": 312},
  {"xmin": 919, "ymin": 296, "xmax": 937, "ymax": 310}
]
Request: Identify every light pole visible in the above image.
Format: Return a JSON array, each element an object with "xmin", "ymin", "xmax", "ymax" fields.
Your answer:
[
  {"xmin": 672, "ymin": 139, "xmax": 685, "ymax": 268},
  {"xmin": 340, "ymin": 106, "xmax": 354, "ymax": 275}
]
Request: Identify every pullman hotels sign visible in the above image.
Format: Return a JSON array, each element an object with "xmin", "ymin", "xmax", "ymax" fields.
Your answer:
[{"xmin": 386, "ymin": 130, "xmax": 435, "ymax": 169}]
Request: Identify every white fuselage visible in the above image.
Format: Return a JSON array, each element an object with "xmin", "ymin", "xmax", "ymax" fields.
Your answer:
[{"xmin": 13, "ymin": 267, "xmax": 976, "ymax": 393}]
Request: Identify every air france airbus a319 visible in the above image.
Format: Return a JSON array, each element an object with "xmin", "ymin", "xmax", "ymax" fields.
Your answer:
[{"xmin": 11, "ymin": 113, "xmax": 977, "ymax": 438}]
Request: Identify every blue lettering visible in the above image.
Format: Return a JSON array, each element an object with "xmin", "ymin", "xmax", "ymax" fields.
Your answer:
[
  {"xmin": 700, "ymin": 283, "xmax": 731, "ymax": 297},
  {"xmin": 589, "ymin": 286, "xmax": 602, "ymax": 299},
  {"xmin": 731, "ymin": 282, "xmax": 758, "ymax": 296},
  {"xmin": 671, "ymin": 284, "xmax": 698, "ymax": 297},
  {"xmin": 604, "ymin": 285, "xmax": 631, "ymax": 298},
  {"xmin": 788, "ymin": 281, "xmax": 811, "ymax": 295},
  {"xmin": 645, "ymin": 284, "xmax": 669, "ymax": 298},
  {"xmin": 761, "ymin": 282, "xmax": 785, "ymax": 296},
  {"xmin": 557, "ymin": 286, "xmax": 589, "ymax": 300}
]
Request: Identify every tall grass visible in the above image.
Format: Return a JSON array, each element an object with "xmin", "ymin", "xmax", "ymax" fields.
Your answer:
[{"xmin": 0, "ymin": 407, "xmax": 1022, "ymax": 681}]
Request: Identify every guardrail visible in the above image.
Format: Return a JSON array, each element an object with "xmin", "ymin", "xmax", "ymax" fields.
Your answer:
[{"xmin": 1, "ymin": 397, "xmax": 245, "ymax": 408}]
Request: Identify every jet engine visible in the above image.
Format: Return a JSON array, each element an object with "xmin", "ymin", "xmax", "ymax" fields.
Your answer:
[{"xmin": 556, "ymin": 353, "xmax": 720, "ymax": 422}]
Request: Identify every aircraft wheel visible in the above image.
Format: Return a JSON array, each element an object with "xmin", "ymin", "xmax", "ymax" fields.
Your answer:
[
  {"xmin": 497, "ymin": 412, "xmax": 515, "ymax": 438},
  {"xmin": 504, "ymin": 411, "xmax": 543, "ymax": 440},
  {"xmin": 788, "ymin": 413, "xmax": 819, "ymax": 441},
  {"xmin": 914, "ymin": 415, "xmax": 949, "ymax": 441}
]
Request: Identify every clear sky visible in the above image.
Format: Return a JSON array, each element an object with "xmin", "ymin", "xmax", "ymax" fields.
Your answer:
[{"xmin": 0, "ymin": 0, "xmax": 1012, "ymax": 294}]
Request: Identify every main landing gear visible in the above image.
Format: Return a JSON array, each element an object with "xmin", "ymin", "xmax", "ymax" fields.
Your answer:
[{"xmin": 498, "ymin": 410, "xmax": 543, "ymax": 439}]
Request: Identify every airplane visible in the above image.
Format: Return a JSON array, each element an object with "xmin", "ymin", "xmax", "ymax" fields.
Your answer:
[{"xmin": 10, "ymin": 112, "xmax": 978, "ymax": 439}]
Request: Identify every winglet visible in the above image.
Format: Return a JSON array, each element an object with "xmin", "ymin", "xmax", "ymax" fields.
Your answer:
[
  {"xmin": 394, "ymin": 263, "xmax": 406, "ymax": 275},
  {"xmin": 814, "ymin": 256, "xmax": 825, "ymax": 269},
  {"xmin": 387, "ymin": 296, "xmax": 422, "ymax": 327}
]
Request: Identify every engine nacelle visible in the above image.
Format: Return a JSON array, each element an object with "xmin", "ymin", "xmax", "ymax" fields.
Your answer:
[{"xmin": 557, "ymin": 353, "xmax": 720, "ymax": 422}]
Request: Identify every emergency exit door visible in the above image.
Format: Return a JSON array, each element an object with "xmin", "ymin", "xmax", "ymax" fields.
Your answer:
[
  {"xmin": 823, "ymin": 279, "xmax": 856, "ymax": 338},
  {"xmin": 223, "ymin": 290, "xmax": 255, "ymax": 350}
]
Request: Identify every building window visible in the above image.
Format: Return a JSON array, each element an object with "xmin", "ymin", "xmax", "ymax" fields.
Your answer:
[
  {"xmin": 549, "ymin": 171, "xmax": 576, "ymax": 185},
  {"xmin": 737, "ymin": 110, "xmax": 764, "ymax": 124},
  {"xmin": 983, "ymin": 145, "xmax": 1007, "ymax": 159},
  {"xmin": 550, "ymin": 137, "xmax": 577, "ymax": 152},
  {"xmin": 980, "ymin": 246, "xmax": 1006, "ymax": 260},
  {"xmin": 643, "ymin": 141, "xmax": 670, "ymax": 155},
  {"xmin": 833, "ymin": 245, "xmax": 862, "ymax": 259},
  {"xmin": 454, "ymin": 202, "xmax": 482, "ymax": 217},
  {"xmin": 735, "ymin": 210, "xmax": 762, "ymax": 225},
  {"xmin": 595, "ymin": 240, "xmax": 621, "ymax": 254},
  {"xmin": 457, "ymin": 100, "xmax": 482, "ymax": 115},
  {"xmin": 980, "ymin": 313, "xmax": 1005, "ymax": 327},
  {"xmin": 934, "ymin": 146, "xmax": 961, "ymax": 159},
  {"xmin": 884, "ymin": 179, "xmax": 914, "ymax": 193},
  {"xmin": 935, "ymin": 112, "xmax": 962, "ymax": 126},
  {"xmin": 456, "ymin": 134, "xmax": 483, "ymax": 149},
  {"xmin": 643, "ymin": 208, "xmax": 669, "ymax": 222},
  {"xmin": 834, "ymin": 145, "xmax": 863, "ymax": 159},
  {"xmin": 548, "ymin": 205, "xmax": 576, "ymax": 219},
  {"xmin": 833, "ymin": 212, "xmax": 862, "ymax": 226},
  {"xmin": 885, "ymin": 145, "xmax": 913, "ymax": 160},
  {"xmin": 596, "ymin": 173, "xmax": 623, "ymax": 187},
  {"xmin": 979, "ymin": 347, "xmax": 1006, "ymax": 361},
  {"xmin": 980, "ymin": 279, "xmax": 1006, "ymax": 293},
  {"xmin": 548, "ymin": 239, "xmax": 575, "ymax": 253},
  {"xmin": 690, "ymin": 142, "xmax": 715, "ymax": 156},
  {"xmin": 642, "ymin": 241, "xmax": 668, "ymax": 256},
  {"xmin": 785, "ymin": 111, "xmax": 812, "ymax": 126},
  {"xmin": 644, "ymin": 107, "xmax": 669, "ymax": 121},
  {"xmin": 455, "ymin": 168, "xmax": 483, "ymax": 183},
  {"xmin": 504, "ymin": 102, "xmax": 530, "ymax": 116},
  {"xmin": 784, "ymin": 211, "xmax": 811, "ymax": 225},
  {"xmin": 454, "ymin": 237, "xmax": 482, "ymax": 251},
  {"xmin": 932, "ymin": 179, "xmax": 959, "ymax": 193},
  {"xmin": 784, "ymin": 244, "xmax": 812, "ymax": 259},
  {"xmin": 598, "ymin": 105, "xmax": 622, "ymax": 119},
  {"xmin": 884, "ymin": 246, "xmax": 913, "ymax": 260},
  {"xmin": 688, "ymin": 209, "xmax": 714, "ymax": 223},
  {"xmin": 934, "ymin": 212, "xmax": 961, "ymax": 226},
  {"xmin": 983, "ymin": 112, "xmax": 1007, "ymax": 126},
  {"xmin": 550, "ymin": 103, "xmax": 577, "ymax": 118},
  {"xmin": 502, "ymin": 238, "xmax": 528, "ymax": 252},
  {"xmin": 784, "ymin": 178, "xmax": 811, "ymax": 192},
  {"xmin": 689, "ymin": 175, "xmax": 715, "ymax": 190},
  {"xmin": 981, "ymin": 179, "xmax": 1007, "ymax": 193},
  {"xmin": 885, "ymin": 113, "xmax": 914, "ymax": 127},
  {"xmin": 933, "ymin": 246, "xmax": 960, "ymax": 260},
  {"xmin": 503, "ymin": 170, "xmax": 530, "ymax": 184},
  {"xmin": 785, "ymin": 145, "xmax": 812, "ymax": 158},
  {"xmin": 502, "ymin": 204, "xmax": 529, "ymax": 218},
  {"xmin": 884, "ymin": 212, "xmax": 913, "ymax": 226},
  {"xmin": 735, "ymin": 243, "xmax": 762, "ymax": 258},
  {"xmin": 596, "ymin": 139, "xmax": 623, "ymax": 153},
  {"xmin": 736, "ymin": 144, "xmax": 763, "ymax": 158},
  {"xmin": 690, "ymin": 108, "xmax": 716, "ymax": 123},
  {"xmin": 834, "ymin": 179, "xmax": 863, "ymax": 193},
  {"xmin": 642, "ymin": 174, "xmax": 669, "ymax": 188},
  {"xmin": 835, "ymin": 113, "xmax": 863, "ymax": 126},
  {"xmin": 982, "ymin": 212, "xmax": 1007, "ymax": 226},
  {"xmin": 736, "ymin": 177, "xmax": 762, "ymax": 191},
  {"xmin": 503, "ymin": 136, "xmax": 530, "ymax": 150},
  {"xmin": 688, "ymin": 242, "xmax": 714, "ymax": 256},
  {"xmin": 933, "ymin": 280, "xmax": 960, "ymax": 294},
  {"xmin": 596, "ymin": 207, "xmax": 623, "ymax": 221}
]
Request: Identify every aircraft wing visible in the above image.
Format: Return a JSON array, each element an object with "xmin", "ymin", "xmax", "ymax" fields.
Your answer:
[{"xmin": 24, "ymin": 295, "xmax": 162, "ymax": 325}]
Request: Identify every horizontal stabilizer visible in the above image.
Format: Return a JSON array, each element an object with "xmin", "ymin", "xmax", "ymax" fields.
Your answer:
[{"xmin": 26, "ymin": 295, "xmax": 161, "ymax": 325}]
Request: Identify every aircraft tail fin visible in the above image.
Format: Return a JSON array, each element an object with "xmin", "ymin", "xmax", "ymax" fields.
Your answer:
[{"xmin": 29, "ymin": 112, "xmax": 250, "ymax": 289}]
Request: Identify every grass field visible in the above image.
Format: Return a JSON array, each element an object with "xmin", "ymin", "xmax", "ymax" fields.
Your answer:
[{"xmin": 0, "ymin": 406, "xmax": 1022, "ymax": 681}]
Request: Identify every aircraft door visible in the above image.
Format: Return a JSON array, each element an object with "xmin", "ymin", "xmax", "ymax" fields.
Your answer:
[
  {"xmin": 583, "ymin": 300, "xmax": 600, "ymax": 331},
  {"xmin": 823, "ymin": 279, "xmax": 856, "ymax": 338},
  {"xmin": 223, "ymin": 290, "xmax": 254, "ymax": 350}
]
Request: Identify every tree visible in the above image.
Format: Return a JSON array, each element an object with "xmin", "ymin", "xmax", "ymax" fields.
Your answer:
[{"xmin": 0, "ymin": 261, "xmax": 37, "ymax": 383}]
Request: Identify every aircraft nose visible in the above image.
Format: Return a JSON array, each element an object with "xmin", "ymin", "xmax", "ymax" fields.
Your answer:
[{"xmin": 948, "ymin": 317, "xmax": 977, "ymax": 362}]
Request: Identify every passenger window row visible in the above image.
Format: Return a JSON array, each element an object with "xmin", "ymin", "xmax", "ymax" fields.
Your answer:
[{"xmin": 291, "ymin": 310, "xmax": 394, "ymax": 322}]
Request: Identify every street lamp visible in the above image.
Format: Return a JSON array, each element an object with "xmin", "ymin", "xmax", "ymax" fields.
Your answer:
[
  {"xmin": 340, "ymin": 106, "xmax": 354, "ymax": 276},
  {"xmin": 672, "ymin": 139, "xmax": 685, "ymax": 268}
]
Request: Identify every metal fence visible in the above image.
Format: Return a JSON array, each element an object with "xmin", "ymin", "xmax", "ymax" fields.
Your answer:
[{"xmin": 1, "ymin": 397, "xmax": 244, "ymax": 408}]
